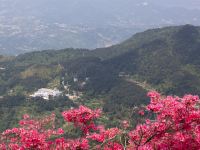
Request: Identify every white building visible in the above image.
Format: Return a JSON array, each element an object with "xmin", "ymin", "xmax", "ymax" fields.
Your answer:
[
  {"xmin": 0, "ymin": 67, "xmax": 5, "ymax": 70},
  {"xmin": 73, "ymin": 77, "xmax": 78, "ymax": 82},
  {"xmin": 30, "ymin": 88, "xmax": 62, "ymax": 100}
]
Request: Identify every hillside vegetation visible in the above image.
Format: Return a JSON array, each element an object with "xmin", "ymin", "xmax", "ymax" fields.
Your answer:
[{"xmin": 1, "ymin": 24, "xmax": 200, "ymax": 131}]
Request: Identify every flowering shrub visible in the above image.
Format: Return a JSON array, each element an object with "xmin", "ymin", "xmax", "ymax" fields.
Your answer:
[
  {"xmin": 1, "ymin": 91, "xmax": 200, "ymax": 149},
  {"xmin": 62, "ymin": 105, "xmax": 101, "ymax": 135}
]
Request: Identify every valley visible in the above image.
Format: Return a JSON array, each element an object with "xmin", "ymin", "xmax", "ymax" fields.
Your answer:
[
  {"xmin": 1, "ymin": 0, "xmax": 200, "ymax": 55},
  {"xmin": 1, "ymin": 24, "xmax": 200, "ymax": 131}
]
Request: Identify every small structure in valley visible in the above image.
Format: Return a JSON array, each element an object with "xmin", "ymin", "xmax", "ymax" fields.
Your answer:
[
  {"xmin": 66, "ymin": 91, "xmax": 82, "ymax": 101},
  {"xmin": 118, "ymin": 72, "xmax": 130, "ymax": 77},
  {"xmin": 73, "ymin": 77, "xmax": 78, "ymax": 82},
  {"xmin": 0, "ymin": 67, "xmax": 5, "ymax": 70},
  {"xmin": 30, "ymin": 88, "xmax": 62, "ymax": 100}
]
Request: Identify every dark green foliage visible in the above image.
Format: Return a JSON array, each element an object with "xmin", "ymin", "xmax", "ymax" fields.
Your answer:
[
  {"xmin": 29, "ymin": 96, "xmax": 76, "ymax": 113},
  {"xmin": 15, "ymin": 48, "xmax": 90, "ymax": 66},
  {"xmin": 104, "ymin": 81, "xmax": 148, "ymax": 111},
  {"xmin": 0, "ymin": 96, "xmax": 26, "ymax": 131},
  {"xmin": 62, "ymin": 57, "xmax": 102, "ymax": 79},
  {"xmin": 0, "ymin": 108, "xmax": 18, "ymax": 132},
  {"xmin": 166, "ymin": 70, "xmax": 200, "ymax": 96},
  {"xmin": 0, "ymin": 95, "xmax": 26, "ymax": 107},
  {"xmin": 0, "ymin": 95, "xmax": 76, "ymax": 131}
]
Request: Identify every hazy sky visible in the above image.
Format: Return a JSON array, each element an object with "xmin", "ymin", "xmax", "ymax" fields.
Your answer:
[
  {"xmin": 1, "ymin": 0, "xmax": 200, "ymax": 24},
  {"xmin": 1, "ymin": 0, "xmax": 200, "ymax": 13},
  {"xmin": 1, "ymin": 0, "xmax": 200, "ymax": 8}
]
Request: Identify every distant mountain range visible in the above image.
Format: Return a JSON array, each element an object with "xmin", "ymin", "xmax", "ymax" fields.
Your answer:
[{"xmin": 1, "ymin": 0, "xmax": 200, "ymax": 55}]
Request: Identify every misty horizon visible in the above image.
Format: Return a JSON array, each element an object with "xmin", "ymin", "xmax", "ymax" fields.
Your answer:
[{"xmin": 1, "ymin": 0, "xmax": 200, "ymax": 55}]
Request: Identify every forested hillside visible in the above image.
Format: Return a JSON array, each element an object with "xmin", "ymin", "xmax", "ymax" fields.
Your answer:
[{"xmin": 1, "ymin": 24, "xmax": 200, "ymax": 131}]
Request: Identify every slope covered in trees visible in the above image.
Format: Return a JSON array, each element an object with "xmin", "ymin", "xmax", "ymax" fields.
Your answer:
[{"xmin": 1, "ymin": 24, "xmax": 200, "ymax": 131}]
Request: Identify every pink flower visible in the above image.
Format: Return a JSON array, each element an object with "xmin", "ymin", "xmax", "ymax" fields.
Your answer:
[
  {"xmin": 1, "ymin": 93, "xmax": 200, "ymax": 149},
  {"xmin": 121, "ymin": 120, "xmax": 130, "ymax": 128},
  {"xmin": 23, "ymin": 114, "xmax": 30, "ymax": 119},
  {"xmin": 138, "ymin": 110, "xmax": 145, "ymax": 116}
]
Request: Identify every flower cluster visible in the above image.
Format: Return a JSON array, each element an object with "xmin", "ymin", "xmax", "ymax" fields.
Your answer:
[
  {"xmin": 62, "ymin": 105, "xmax": 101, "ymax": 134},
  {"xmin": 1, "ymin": 91, "xmax": 200, "ymax": 149},
  {"xmin": 128, "ymin": 91, "xmax": 200, "ymax": 149},
  {"xmin": 0, "ymin": 113, "xmax": 63, "ymax": 149}
]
